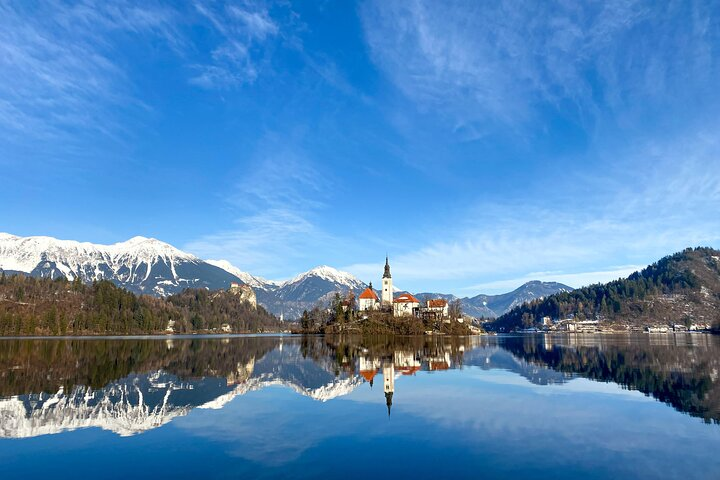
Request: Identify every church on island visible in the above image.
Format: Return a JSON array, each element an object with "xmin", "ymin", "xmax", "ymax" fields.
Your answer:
[{"xmin": 357, "ymin": 257, "xmax": 450, "ymax": 319}]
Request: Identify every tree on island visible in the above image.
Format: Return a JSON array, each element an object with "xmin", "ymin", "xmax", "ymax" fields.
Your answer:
[{"xmin": 449, "ymin": 299, "xmax": 462, "ymax": 320}]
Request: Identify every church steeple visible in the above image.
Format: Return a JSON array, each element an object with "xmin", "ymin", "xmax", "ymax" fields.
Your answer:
[{"xmin": 381, "ymin": 256, "xmax": 393, "ymax": 306}]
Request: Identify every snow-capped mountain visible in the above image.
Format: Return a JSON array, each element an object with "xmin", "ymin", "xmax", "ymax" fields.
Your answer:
[
  {"xmin": 284, "ymin": 265, "xmax": 365, "ymax": 290},
  {"xmin": 0, "ymin": 233, "xmax": 242, "ymax": 297},
  {"xmin": 0, "ymin": 233, "xmax": 365, "ymax": 317},
  {"xmin": 267, "ymin": 265, "xmax": 366, "ymax": 319},
  {"xmin": 206, "ymin": 261, "xmax": 366, "ymax": 318},
  {"xmin": 279, "ymin": 265, "xmax": 365, "ymax": 302},
  {"xmin": 206, "ymin": 259, "xmax": 280, "ymax": 291}
]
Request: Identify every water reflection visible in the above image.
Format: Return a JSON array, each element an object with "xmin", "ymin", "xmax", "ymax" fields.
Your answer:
[{"xmin": 0, "ymin": 333, "xmax": 719, "ymax": 439}]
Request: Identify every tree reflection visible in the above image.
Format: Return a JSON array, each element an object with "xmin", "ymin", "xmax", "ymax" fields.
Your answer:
[
  {"xmin": 0, "ymin": 333, "xmax": 718, "ymax": 437},
  {"xmin": 497, "ymin": 334, "xmax": 720, "ymax": 424}
]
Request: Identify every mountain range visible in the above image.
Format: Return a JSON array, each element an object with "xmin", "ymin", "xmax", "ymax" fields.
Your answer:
[
  {"xmin": 0, "ymin": 232, "xmax": 571, "ymax": 319},
  {"xmin": 0, "ymin": 232, "xmax": 238, "ymax": 297}
]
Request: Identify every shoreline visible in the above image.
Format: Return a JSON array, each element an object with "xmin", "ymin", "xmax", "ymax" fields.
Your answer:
[{"xmin": 0, "ymin": 332, "xmax": 292, "ymax": 340}]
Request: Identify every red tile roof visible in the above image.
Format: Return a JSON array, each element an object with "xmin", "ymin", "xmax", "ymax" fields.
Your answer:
[
  {"xmin": 393, "ymin": 293, "xmax": 420, "ymax": 304},
  {"xmin": 359, "ymin": 287, "xmax": 379, "ymax": 300},
  {"xmin": 428, "ymin": 299, "xmax": 448, "ymax": 308},
  {"xmin": 360, "ymin": 370, "xmax": 377, "ymax": 382}
]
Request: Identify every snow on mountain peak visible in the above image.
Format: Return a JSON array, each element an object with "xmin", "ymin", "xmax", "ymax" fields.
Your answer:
[
  {"xmin": 124, "ymin": 235, "xmax": 152, "ymax": 244},
  {"xmin": 206, "ymin": 259, "xmax": 278, "ymax": 289},
  {"xmin": 112, "ymin": 236, "xmax": 197, "ymax": 261},
  {"xmin": 0, "ymin": 233, "xmax": 200, "ymax": 290},
  {"xmin": 286, "ymin": 265, "xmax": 364, "ymax": 288}
]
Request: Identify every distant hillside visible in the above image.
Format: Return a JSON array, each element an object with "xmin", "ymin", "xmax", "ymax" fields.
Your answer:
[
  {"xmin": 0, "ymin": 274, "xmax": 280, "ymax": 336},
  {"xmin": 488, "ymin": 247, "xmax": 720, "ymax": 332},
  {"xmin": 416, "ymin": 281, "xmax": 572, "ymax": 318},
  {"xmin": 464, "ymin": 281, "xmax": 572, "ymax": 318}
]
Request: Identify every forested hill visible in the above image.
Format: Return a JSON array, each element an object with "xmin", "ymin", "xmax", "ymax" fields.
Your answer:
[
  {"xmin": 487, "ymin": 247, "xmax": 720, "ymax": 332},
  {"xmin": 0, "ymin": 274, "xmax": 280, "ymax": 336}
]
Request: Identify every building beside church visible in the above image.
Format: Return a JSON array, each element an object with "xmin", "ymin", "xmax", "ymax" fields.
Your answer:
[
  {"xmin": 358, "ymin": 256, "xmax": 449, "ymax": 319},
  {"xmin": 393, "ymin": 293, "xmax": 421, "ymax": 317},
  {"xmin": 358, "ymin": 282, "xmax": 380, "ymax": 311},
  {"xmin": 419, "ymin": 299, "xmax": 449, "ymax": 319}
]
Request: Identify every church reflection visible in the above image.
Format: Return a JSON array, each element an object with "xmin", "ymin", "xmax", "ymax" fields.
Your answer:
[{"xmin": 357, "ymin": 345, "xmax": 452, "ymax": 416}]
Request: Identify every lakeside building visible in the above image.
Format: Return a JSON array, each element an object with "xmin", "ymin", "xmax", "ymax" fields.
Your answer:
[
  {"xmin": 393, "ymin": 293, "xmax": 421, "ymax": 317},
  {"xmin": 358, "ymin": 282, "xmax": 380, "ymax": 311},
  {"xmin": 360, "ymin": 257, "xmax": 451, "ymax": 319},
  {"xmin": 419, "ymin": 299, "xmax": 449, "ymax": 319}
]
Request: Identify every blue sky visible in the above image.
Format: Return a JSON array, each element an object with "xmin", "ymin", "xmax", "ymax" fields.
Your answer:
[{"xmin": 2, "ymin": 0, "xmax": 720, "ymax": 295}]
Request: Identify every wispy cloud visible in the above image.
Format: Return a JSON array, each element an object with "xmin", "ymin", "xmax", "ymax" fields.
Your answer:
[
  {"xmin": 190, "ymin": 1, "xmax": 285, "ymax": 88},
  {"xmin": 183, "ymin": 142, "xmax": 338, "ymax": 278},
  {"xmin": 360, "ymin": 0, "xmax": 720, "ymax": 135},
  {"xmin": 345, "ymin": 2, "xmax": 720, "ymax": 293},
  {"xmin": 0, "ymin": 1, "xmax": 178, "ymax": 149},
  {"xmin": 0, "ymin": 1, "xmax": 293, "ymax": 154},
  {"xmin": 343, "ymin": 127, "xmax": 720, "ymax": 294}
]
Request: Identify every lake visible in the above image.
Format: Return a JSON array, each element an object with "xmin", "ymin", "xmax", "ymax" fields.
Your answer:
[{"xmin": 1, "ymin": 333, "xmax": 719, "ymax": 479}]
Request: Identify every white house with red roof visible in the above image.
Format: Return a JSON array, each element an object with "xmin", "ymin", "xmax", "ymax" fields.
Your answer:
[
  {"xmin": 393, "ymin": 292, "xmax": 421, "ymax": 317},
  {"xmin": 358, "ymin": 282, "xmax": 380, "ymax": 311},
  {"xmin": 421, "ymin": 298, "xmax": 449, "ymax": 318}
]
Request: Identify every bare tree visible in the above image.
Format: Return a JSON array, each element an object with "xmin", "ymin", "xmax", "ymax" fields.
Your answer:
[{"xmin": 449, "ymin": 299, "xmax": 462, "ymax": 320}]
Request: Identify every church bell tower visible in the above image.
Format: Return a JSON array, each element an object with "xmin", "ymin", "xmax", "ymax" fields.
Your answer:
[{"xmin": 381, "ymin": 256, "xmax": 393, "ymax": 307}]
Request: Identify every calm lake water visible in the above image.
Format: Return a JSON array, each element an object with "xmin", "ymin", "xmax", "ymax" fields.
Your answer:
[{"xmin": 1, "ymin": 333, "xmax": 719, "ymax": 479}]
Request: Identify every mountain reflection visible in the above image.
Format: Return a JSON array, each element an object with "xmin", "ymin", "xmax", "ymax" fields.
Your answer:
[{"xmin": 0, "ymin": 333, "xmax": 718, "ymax": 438}]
